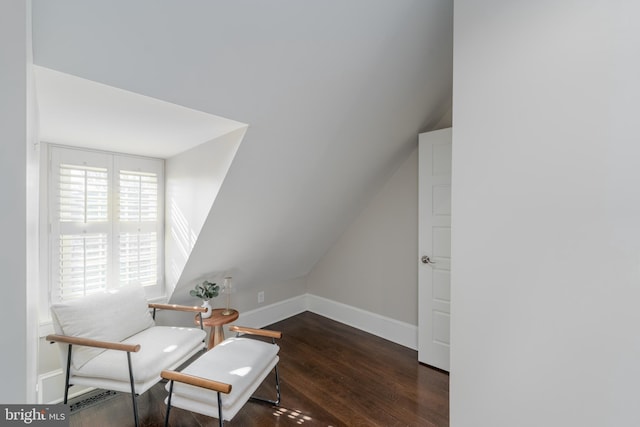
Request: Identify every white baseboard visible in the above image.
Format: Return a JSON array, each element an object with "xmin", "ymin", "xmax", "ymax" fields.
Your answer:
[
  {"xmin": 236, "ymin": 293, "xmax": 417, "ymax": 350},
  {"xmin": 305, "ymin": 294, "xmax": 418, "ymax": 350},
  {"xmin": 38, "ymin": 369, "xmax": 92, "ymax": 404},
  {"xmin": 237, "ymin": 294, "xmax": 307, "ymax": 329}
]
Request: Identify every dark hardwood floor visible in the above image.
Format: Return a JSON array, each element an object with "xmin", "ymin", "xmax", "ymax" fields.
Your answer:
[{"xmin": 68, "ymin": 312, "xmax": 449, "ymax": 426}]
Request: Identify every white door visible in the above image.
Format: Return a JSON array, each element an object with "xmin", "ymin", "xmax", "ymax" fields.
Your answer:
[{"xmin": 418, "ymin": 128, "xmax": 452, "ymax": 371}]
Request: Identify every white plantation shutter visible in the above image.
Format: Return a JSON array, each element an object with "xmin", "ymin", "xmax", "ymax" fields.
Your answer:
[
  {"xmin": 58, "ymin": 233, "xmax": 108, "ymax": 299},
  {"xmin": 51, "ymin": 149, "xmax": 112, "ymax": 301},
  {"xmin": 119, "ymin": 171, "xmax": 158, "ymax": 222},
  {"xmin": 50, "ymin": 146, "xmax": 164, "ymax": 303},
  {"xmin": 114, "ymin": 156, "xmax": 163, "ymax": 295},
  {"xmin": 119, "ymin": 232, "xmax": 157, "ymax": 286},
  {"xmin": 56, "ymin": 163, "xmax": 110, "ymax": 299},
  {"xmin": 118, "ymin": 171, "xmax": 159, "ymax": 286},
  {"xmin": 59, "ymin": 164, "xmax": 108, "ymax": 223}
]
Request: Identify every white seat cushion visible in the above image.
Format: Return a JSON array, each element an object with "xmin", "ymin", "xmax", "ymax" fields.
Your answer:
[
  {"xmin": 166, "ymin": 337, "xmax": 279, "ymax": 421},
  {"xmin": 74, "ymin": 326, "xmax": 206, "ymax": 391}
]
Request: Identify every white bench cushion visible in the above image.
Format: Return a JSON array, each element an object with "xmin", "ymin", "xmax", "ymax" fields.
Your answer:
[{"xmin": 166, "ymin": 337, "xmax": 279, "ymax": 421}]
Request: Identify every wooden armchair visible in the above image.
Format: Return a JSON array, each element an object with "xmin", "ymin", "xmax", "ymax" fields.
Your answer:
[{"xmin": 46, "ymin": 286, "xmax": 207, "ymax": 427}]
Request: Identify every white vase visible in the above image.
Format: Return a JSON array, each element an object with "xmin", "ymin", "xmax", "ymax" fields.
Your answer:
[{"xmin": 201, "ymin": 300, "xmax": 212, "ymax": 318}]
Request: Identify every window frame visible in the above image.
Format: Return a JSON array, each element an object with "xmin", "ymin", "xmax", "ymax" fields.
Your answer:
[{"xmin": 46, "ymin": 145, "xmax": 165, "ymax": 305}]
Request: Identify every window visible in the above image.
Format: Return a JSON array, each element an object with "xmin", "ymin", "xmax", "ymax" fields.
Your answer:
[{"xmin": 49, "ymin": 146, "xmax": 164, "ymax": 302}]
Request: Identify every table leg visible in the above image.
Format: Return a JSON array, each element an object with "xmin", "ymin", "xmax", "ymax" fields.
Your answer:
[
  {"xmin": 207, "ymin": 326, "xmax": 226, "ymax": 349},
  {"xmin": 213, "ymin": 326, "xmax": 226, "ymax": 347},
  {"xmin": 207, "ymin": 327, "xmax": 215, "ymax": 350}
]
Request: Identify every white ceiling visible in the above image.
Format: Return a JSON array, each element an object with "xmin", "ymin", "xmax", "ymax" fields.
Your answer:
[
  {"xmin": 35, "ymin": 65, "xmax": 246, "ymax": 158},
  {"xmin": 31, "ymin": 0, "xmax": 453, "ymax": 295}
]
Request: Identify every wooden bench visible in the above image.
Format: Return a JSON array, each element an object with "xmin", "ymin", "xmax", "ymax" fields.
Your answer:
[{"xmin": 161, "ymin": 325, "xmax": 282, "ymax": 427}]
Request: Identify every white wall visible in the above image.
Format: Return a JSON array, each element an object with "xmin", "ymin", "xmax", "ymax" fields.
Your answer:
[
  {"xmin": 0, "ymin": 0, "xmax": 30, "ymax": 403},
  {"xmin": 307, "ymin": 147, "xmax": 419, "ymax": 325},
  {"xmin": 25, "ymin": 0, "xmax": 40, "ymax": 404},
  {"xmin": 451, "ymin": 2, "xmax": 640, "ymax": 426},
  {"xmin": 164, "ymin": 127, "xmax": 245, "ymax": 294}
]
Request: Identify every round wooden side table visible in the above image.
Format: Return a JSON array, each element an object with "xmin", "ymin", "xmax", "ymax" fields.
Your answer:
[{"xmin": 195, "ymin": 308, "xmax": 239, "ymax": 349}]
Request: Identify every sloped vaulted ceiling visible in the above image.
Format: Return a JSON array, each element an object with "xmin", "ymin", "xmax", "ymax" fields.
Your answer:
[{"xmin": 32, "ymin": 0, "xmax": 453, "ymax": 297}]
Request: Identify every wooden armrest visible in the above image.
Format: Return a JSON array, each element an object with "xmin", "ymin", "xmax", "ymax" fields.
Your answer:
[
  {"xmin": 148, "ymin": 303, "xmax": 207, "ymax": 313},
  {"xmin": 161, "ymin": 370, "xmax": 232, "ymax": 394},
  {"xmin": 46, "ymin": 334, "xmax": 140, "ymax": 353},
  {"xmin": 228, "ymin": 325, "xmax": 282, "ymax": 339}
]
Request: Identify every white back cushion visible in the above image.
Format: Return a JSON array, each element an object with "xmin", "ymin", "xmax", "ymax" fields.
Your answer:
[{"xmin": 51, "ymin": 286, "xmax": 155, "ymax": 369}]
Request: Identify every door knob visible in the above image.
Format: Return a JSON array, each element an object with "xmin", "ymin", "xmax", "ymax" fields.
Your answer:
[{"xmin": 421, "ymin": 255, "xmax": 435, "ymax": 264}]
